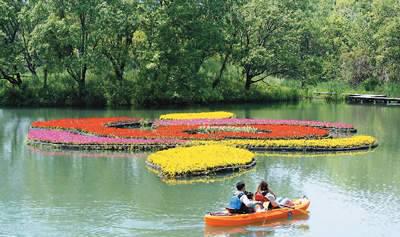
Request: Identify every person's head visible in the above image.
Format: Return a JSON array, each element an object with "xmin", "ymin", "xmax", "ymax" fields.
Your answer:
[
  {"xmin": 257, "ymin": 180, "xmax": 269, "ymax": 193},
  {"xmin": 236, "ymin": 181, "xmax": 246, "ymax": 191}
]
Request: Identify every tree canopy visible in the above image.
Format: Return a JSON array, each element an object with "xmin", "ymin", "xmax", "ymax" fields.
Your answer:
[{"xmin": 1, "ymin": 0, "xmax": 400, "ymax": 106}]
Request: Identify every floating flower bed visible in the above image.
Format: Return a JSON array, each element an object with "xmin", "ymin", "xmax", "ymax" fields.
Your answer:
[
  {"xmin": 159, "ymin": 111, "xmax": 234, "ymax": 120},
  {"xmin": 27, "ymin": 128, "xmax": 376, "ymax": 152},
  {"xmin": 31, "ymin": 118, "xmax": 329, "ymax": 140},
  {"xmin": 191, "ymin": 136, "xmax": 377, "ymax": 152},
  {"xmin": 146, "ymin": 145, "xmax": 256, "ymax": 178},
  {"xmin": 27, "ymin": 116, "xmax": 376, "ymax": 152},
  {"xmin": 27, "ymin": 128, "xmax": 186, "ymax": 151},
  {"xmin": 27, "ymin": 114, "xmax": 378, "ymax": 180},
  {"xmin": 27, "ymin": 128, "xmax": 186, "ymax": 145}
]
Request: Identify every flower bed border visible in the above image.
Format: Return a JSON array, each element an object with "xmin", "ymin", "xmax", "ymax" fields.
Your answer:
[
  {"xmin": 27, "ymin": 139, "xmax": 378, "ymax": 152},
  {"xmin": 245, "ymin": 143, "xmax": 378, "ymax": 152},
  {"xmin": 145, "ymin": 158, "xmax": 256, "ymax": 179},
  {"xmin": 27, "ymin": 140, "xmax": 178, "ymax": 152}
]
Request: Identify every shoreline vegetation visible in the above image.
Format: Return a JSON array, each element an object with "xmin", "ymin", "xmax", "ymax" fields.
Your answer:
[
  {"xmin": 3, "ymin": 77, "xmax": 400, "ymax": 107},
  {"xmin": 2, "ymin": 1, "xmax": 400, "ymax": 107}
]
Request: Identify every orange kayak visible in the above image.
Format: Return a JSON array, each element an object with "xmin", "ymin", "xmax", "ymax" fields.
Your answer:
[{"xmin": 204, "ymin": 198, "xmax": 310, "ymax": 227}]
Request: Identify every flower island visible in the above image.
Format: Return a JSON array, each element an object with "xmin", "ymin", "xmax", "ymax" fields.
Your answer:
[
  {"xmin": 147, "ymin": 145, "xmax": 256, "ymax": 178},
  {"xmin": 27, "ymin": 112, "xmax": 378, "ymax": 179}
]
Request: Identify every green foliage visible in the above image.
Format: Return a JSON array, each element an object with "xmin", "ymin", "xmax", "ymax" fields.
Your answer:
[
  {"xmin": 0, "ymin": 0, "xmax": 25, "ymax": 86},
  {"xmin": 232, "ymin": 0, "xmax": 303, "ymax": 90},
  {"xmin": 362, "ymin": 78, "xmax": 381, "ymax": 91},
  {"xmin": 382, "ymin": 81, "xmax": 400, "ymax": 97},
  {"xmin": 1, "ymin": 0, "xmax": 400, "ymax": 107}
]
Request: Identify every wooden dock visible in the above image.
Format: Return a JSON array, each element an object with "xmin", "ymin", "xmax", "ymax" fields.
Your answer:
[{"xmin": 346, "ymin": 94, "xmax": 400, "ymax": 105}]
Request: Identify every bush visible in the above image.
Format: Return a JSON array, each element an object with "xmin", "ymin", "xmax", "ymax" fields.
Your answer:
[
  {"xmin": 0, "ymin": 78, "xmax": 42, "ymax": 106},
  {"xmin": 382, "ymin": 81, "xmax": 400, "ymax": 97},
  {"xmin": 0, "ymin": 64, "xmax": 301, "ymax": 107},
  {"xmin": 362, "ymin": 77, "xmax": 381, "ymax": 92},
  {"xmin": 102, "ymin": 73, "xmax": 136, "ymax": 107}
]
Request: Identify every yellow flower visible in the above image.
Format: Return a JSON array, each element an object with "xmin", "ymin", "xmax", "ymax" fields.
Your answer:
[
  {"xmin": 159, "ymin": 111, "xmax": 234, "ymax": 120},
  {"xmin": 191, "ymin": 136, "xmax": 377, "ymax": 150},
  {"xmin": 147, "ymin": 145, "xmax": 254, "ymax": 177}
]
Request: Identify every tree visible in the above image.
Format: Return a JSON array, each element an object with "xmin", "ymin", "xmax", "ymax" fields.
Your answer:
[
  {"xmin": 233, "ymin": 0, "xmax": 303, "ymax": 90},
  {"xmin": 96, "ymin": 0, "xmax": 139, "ymax": 82},
  {"xmin": 212, "ymin": 0, "xmax": 244, "ymax": 88},
  {"xmin": 19, "ymin": 0, "xmax": 57, "ymax": 89},
  {"xmin": 137, "ymin": 0, "xmax": 226, "ymax": 103},
  {"xmin": 374, "ymin": 0, "xmax": 400, "ymax": 82},
  {"xmin": 0, "ymin": 0, "xmax": 24, "ymax": 86},
  {"xmin": 32, "ymin": 0, "xmax": 102, "ymax": 103}
]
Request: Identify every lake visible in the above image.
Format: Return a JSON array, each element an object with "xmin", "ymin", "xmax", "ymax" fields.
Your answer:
[{"xmin": 0, "ymin": 101, "xmax": 399, "ymax": 236}]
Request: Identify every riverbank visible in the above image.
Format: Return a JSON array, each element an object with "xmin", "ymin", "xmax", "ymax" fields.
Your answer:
[
  {"xmin": 2, "ymin": 74, "xmax": 400, "ymax": 107},
  {"xmin": 302, "ymin": 81, "xmax": 400, "ymax": 102},
  {"xmin": 0, "ymin": 75, "xmax": 300, "ymax": 107}
]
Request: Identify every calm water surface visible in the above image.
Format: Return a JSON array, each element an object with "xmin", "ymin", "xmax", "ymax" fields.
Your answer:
[{"xmin": 0, "ymin": 101, "xmax": 399, "ymax": 236}]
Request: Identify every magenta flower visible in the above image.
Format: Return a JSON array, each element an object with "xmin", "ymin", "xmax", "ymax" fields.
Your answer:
[
  {"xmin": 153, "ymin": 118, "xmax": 354, "ymax": 129},
  {"xmin": 28, "ymin": 129, "xmax": 187, "ymax": 145}
]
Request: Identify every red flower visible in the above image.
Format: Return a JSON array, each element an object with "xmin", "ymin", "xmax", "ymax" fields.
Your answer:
[{"xmin": 32, "ymin": 117, "xmax": 329, "ymax": 140}]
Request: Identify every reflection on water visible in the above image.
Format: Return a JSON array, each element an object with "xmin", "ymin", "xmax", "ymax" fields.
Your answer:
[
  {"xmin": 204, "ymin": 216, "xmax": 310, "ymax": 237},
  {"xmin": 156, "ymin": 168, "xmax": 256, "ymax": 185},
  {"xmin": 1, "ymin": 102, "xmax": 400, "ymax": 236},
  {"xmin": 257, "ymin": 149, "xmax": 377, "ymax": 158}
]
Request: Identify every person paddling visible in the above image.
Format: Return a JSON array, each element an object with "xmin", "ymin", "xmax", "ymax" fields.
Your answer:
[
  {"xmin": 228, "ymin": 181, "xmax": 261, "ymax": 214},
  {"xmin": 255, "ymin": 180, "xmax": 294, "ymax": 209},
  {"xmin": 254, "ymin": 180, "xmax": 280, "ymax": 209}
]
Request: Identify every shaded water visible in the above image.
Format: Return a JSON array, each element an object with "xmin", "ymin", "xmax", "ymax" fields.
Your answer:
[{"xmin": 0, "ymin": 101, "xmax": 399, "ymax": 236}]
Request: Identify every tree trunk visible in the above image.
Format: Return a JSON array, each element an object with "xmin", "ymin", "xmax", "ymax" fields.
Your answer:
[
  {"xmin": 43, "ymin": 67, "xmax": 48, "ymax": 89},
  {"xmin": 69, "ymin": 64, "xmax": 87, "ymax": 105},
  {"xmin": 78, "ymin": 65, "xmax": 87, "ymax": 101},
  {"xmin": 77, "ymin": 78, "xmax": 86, "ymax": 104},
  {"xmin": 212, "ymin": 53, "xmax": 230, "ymax": 88},
  {"xmin": 116, "ymin": 69, "xmax": 124, "ymax": 81},
  {"xmin": 245, "ymin": 77, "xmax": 252, "ymax": 90},
  {"xmin": 67, "ymin": 66, "xmax": 86, "ymax": 105},
  {"xmin": 244, "ymin": 66, "xmax": 253, "ymax": 90},
  {"xmin": 114, "ymin": 63, "xmax": 125, "ymax": 81},
  {"xmin": 77, "ymin": 12, "xmax": 87, "ymax": 104}
]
